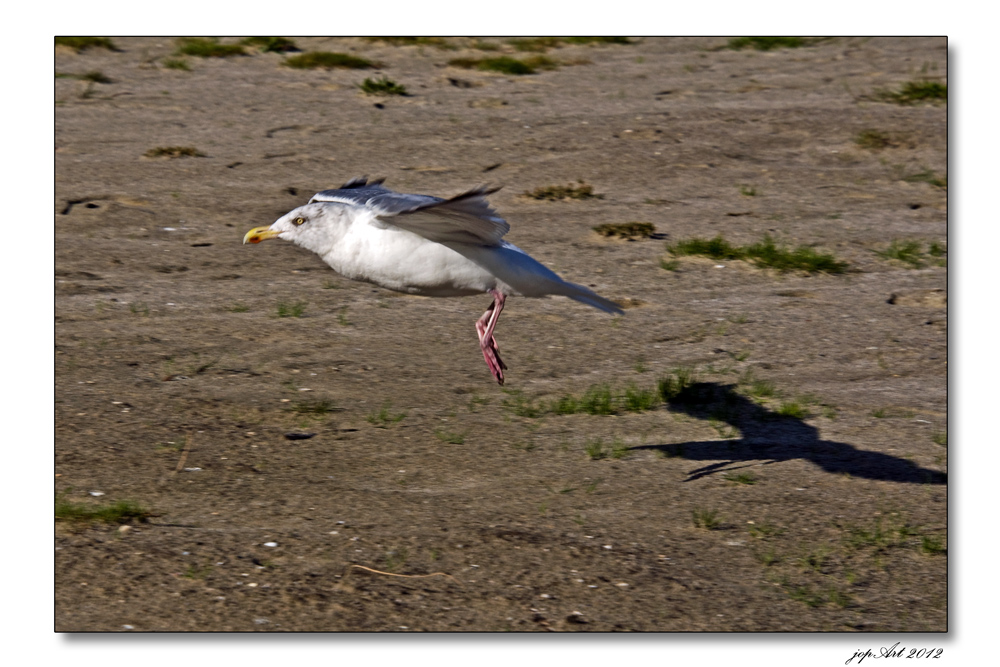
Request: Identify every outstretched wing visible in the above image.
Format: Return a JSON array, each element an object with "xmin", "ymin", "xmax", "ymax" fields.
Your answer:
[{"xmin": 311, "ymin": 177, "xmax": 510, "ymax": 246}]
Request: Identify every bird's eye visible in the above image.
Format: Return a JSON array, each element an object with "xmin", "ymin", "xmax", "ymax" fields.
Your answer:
[{"xmin": 294, "ymin": 217, "xmax": 305, "ymax": 226}]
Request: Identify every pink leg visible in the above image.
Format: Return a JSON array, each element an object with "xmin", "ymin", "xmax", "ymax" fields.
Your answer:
[{"xmin": 475, "ymin": 290, "xmax": 508, "ymax": 385}]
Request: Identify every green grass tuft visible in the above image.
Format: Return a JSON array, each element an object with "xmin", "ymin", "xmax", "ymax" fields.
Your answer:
[
  {"xmin": 585, "ymin": 439, "xmax": 607, "ymax": 460},
  {"xmin": 366, "ymin": 401, "xmax": 407, "ymax": 427},
  {"xmin": 667, "ymin": 234, "xmax": 848, "ymax": 274},
  {"xmin": 920, "ymin": 535, "xmax": 946, "ymax": 555},
  {"xmin": 621, "ymin": 384, "xmax": 658, "ymax": 412},
  {"xmin": 162, "ymin": 58, "xmax": 191, "ymax": 71},
  {"xmin": 447, "ymin": 55, "xmax": 556, "ymax": 75},
  {"xmin": 902, "ymin": 168, "xmax": 947, "ymax": 188},
  {"xmin": 565, "ymin": 36, "xmax": 631, "ymax": 45},
  {"xmin": 876, "ymin": 80, "xmax": 947, "ymax": 105},
  {"xmin": 284, "ymin": 52, "xmax": 379, "ymax": 69},
  {"xmin": 175, "ymin": 37, "xmax": 246, "ymax": 58},
  {"xmin": 855, "ymin": 129, "xmax": 896, "ymax": 150},
  {"xmin": 724, "ymin": 472, "xmax": 758, "ymax": 485},
  {"xmin": 579, "ymin": 384, "xmax": 616, "ymax": 415},
  {"xmin": 276, "ymin": 300, "xmax": 307, "ymax": 318},
  {"xmin": 874, "ymin": 240, "xmax": 925, "ymax": 268},
  {"xmin": 776, "ymin": 401, "xmax": 808, "ymax": 419},
  {"xmin": 365, "ymin": 37, "xmax": 456, "ymax": 50},
  {"xmin": 292, "ymin": 399, "xmax": 336, "ymax": 415},
  {"xmin": 358, "ymin": 76, "xmax": 408, "ymax": 96},
  {"xmin": 524, "ymin": 181, "xmax": 603, "ymax": 200},
  {"xmin": 239, "ymin": 36, "xmax": 299, "ymax": 53},
  {"xmin": 143, "ymin": 146, "xmax": 206, "ymax": 158},
  {"xmin": 593, "ymin": 222, "xmax": 655, "ymax": 239},
  {"xmin": 57, "ymin": 70, "xmax": 113, "ymax": 83},
  {"xmin": 659, "ymin": 367, "xmax": 696, "ymax": 401},
  {"xmin": 56, "ymin": 36, "xmax": 118, "ymax": 52},
  {"xmin": 727, "ymin": 37, "xmax": 807, "ymax": 51},
  {"xmin": 692, "ymin": 508, "xmax": 723, "ymax": 530},
  {"xmin": 56, "ymin": 496, "xmax": 153, "ymax": 525},
  {"xmin": 501, "ymin": 389, "xmax": 544, "ymax": 418},
  {"xmin": 435, "ymin": 430, "xmax": 466, "ymax": 444}
]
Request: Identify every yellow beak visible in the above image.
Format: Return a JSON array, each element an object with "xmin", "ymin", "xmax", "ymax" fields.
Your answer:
[{"xmin": 243, "ymin": 227, "xmax": 283, "ymax": 244}]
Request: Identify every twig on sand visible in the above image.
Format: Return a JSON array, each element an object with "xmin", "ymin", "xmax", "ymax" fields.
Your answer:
[
  {"xmin": 173, "ymin": 433, "xmax": 193, "ymax": 474},
  {"xmin": 347, "ymin": 564, "xmax": 462, "ymax": 585}
]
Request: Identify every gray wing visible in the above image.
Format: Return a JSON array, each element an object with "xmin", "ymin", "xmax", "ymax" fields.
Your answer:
[{"xmin": 310, "ymin": 177, "xmax": 510, "ymax": 246}]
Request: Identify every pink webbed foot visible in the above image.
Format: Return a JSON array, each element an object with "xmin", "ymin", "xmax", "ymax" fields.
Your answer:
[{"xmin": 475, "ymin": 290, "xmax": 508, "ymax": 385}]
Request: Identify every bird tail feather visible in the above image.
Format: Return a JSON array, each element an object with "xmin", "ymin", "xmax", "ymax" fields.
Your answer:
[{"xmin": 555, "ymin": 281, "xmax": 625, "ymax": 315}]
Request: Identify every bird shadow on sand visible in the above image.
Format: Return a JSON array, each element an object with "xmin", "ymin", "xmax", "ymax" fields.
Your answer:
[{"xmin": 631, "ymin": 382, "xmax": 945, "ymax": 485}]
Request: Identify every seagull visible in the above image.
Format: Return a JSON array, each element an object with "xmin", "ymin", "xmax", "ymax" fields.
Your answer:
[{"xmin": 244, "ymin": 177, "xmax": 623, "ymax": 384}]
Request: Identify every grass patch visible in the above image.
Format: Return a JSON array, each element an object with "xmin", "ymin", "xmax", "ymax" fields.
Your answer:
[
  {"xmin": 787, "ymin": 584, "xmax": 825, "ymax": 607},
  {"xmin": 291, "ymin": 399, "xmax": 336, "ymax": 415},
  {"xmin": 276, "ymin": 300, "xmax": 307, "ymax": 318},
  {"xmin": 239, "ymin": 36, "xmax": 299, "ymax": 53},
  {"xmin": 501, "ymin": 389, "xmax": 544, "ymax": 418},
  {"xmin": 842, "ymin": 514, "xmax": 918, "ymax": 553},
  {"xmin": 724, "ymin": 471, "xmax": 758, "ymax": 485},
  {"xmin": 284, "ymin": 52, "xmax": 379, "ymax": 69},
  {"xmin": 776, "ymin": 401, "xmax": 808, "ymax": 419},
  {"xmin": 749, "ymin": 521, "xmax": 785, "ymax": 539},
  {"xmin": 659, "ymin": 258, "xmax": 680, "ymax": 271},
  {"xmin": 129, "ymin": 301, "xmax": 150, "ymax": 317},
  {"xmin": 162, "ymin": 58, "xmax": 191, "ymax": 71},
  {"xmin": 56, "ymin": 36, "xmax": 118, "ymax": 52},
  {"xmin": 358, "ymin": 76, "xmax": 408, "ymax": 96},
  {"xmin": 902, "ymin": 168, "xmax": 947, "ymax": 188},
  {"xmin": 726, "ymin": 37, "xmax": 807, "ymax": 51},
  {"xmin": 754, "ymin": 547, "xmax": 780, "ymax": 566},
  {"xmin": 57, "ymin": 70, "xmax": 113, "ymax": 83},
  {"xmin": 565, "ymin": 36, "xmax": 631, "ymax": 46},
  {"xmin": 175, "ymin": 37, "xmax": 246, "ymax": 58},
  {"xmin": 593, "ymin": 222, "xmax": 655, "ymax": 239},
  {"xmin": 364, "ymin": 37, "xmax": 456, "ymax": 50},
  {"xmin": 144, "ymin": 146, "xmax": 205, "ymax": 158},
  {"xmin": 508, "ymin": 37, "xmax": 564, "ymax": 52},
  {"xmin": 447, "ymin": 55, "xmax": 557, "ymax": 75},
  {"xmin": 667, "ymin": 234, "xmax": 848, "ymax": 274},
  {"xmin": 622, "ymin": 384, "xmax": 659, "ymax": 412},
  {"xmin": 658, "ymin": 367, "xmax": 696, "ymax": 401},
  {"xmin": 585, "ymin": 439, "xmax": 608, "ymax": 460},
  {"xmin": 855, "ymin": 129, "xmax": 897, "ymax": 150},
  {"xmin": 435, "ymin": 430, "xmax": 466, "ymax": 444},
  {"xmin": 228, "ymin": 302, "xmax": 250, "ymax": 313},
  {"xmin": 876, "ymin": 80, "xmax": 947, "ymax": 105},
  {"xmin": 366, "ymin": 402, "xmax": 407, "ymax": 427},
  {"xmin": 932, "ymin": 432, "xmax": 947, "ymax": 446},
  {"xmin": 56, "ymin": 496, "xmax": 152, "ymax": 525},
  {"xmin": 920, "ymin": 535, "xmax": 946, "ymax": 555},
  {"xmin": 874, "ymin": 240, "xmax": 926, "ymax": 267},
  {"xmin": 692, "ymin": 508, "xmax": 723, "ymax": 530},
  {"xmin": 579, "ymin": 384, "xmax": 616, "ymax": 415},
  {"xmin": 383, "ymin": 547, "xmax": 409, "ymax": 572},
  {"xmin": 524, "ymin": 181, "xmax": 603, "ymax": 201},
  {"xmin": 507, "ymin": 37, "xmax": 631, "ymax": 52},
  {"xmin": 610, "ymin": 437, "xmax": 629, "ymax": 459}
]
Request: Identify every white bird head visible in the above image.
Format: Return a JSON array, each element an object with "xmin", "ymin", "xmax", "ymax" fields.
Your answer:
[{"xmin": 243, "ymin": 203, "xmax": 348, "ymax": 255}]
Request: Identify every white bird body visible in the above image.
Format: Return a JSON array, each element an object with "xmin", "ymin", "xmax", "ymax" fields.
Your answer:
[{"xmin": 244, "ymin": 177, "xmax": 622, "ymax": 384}]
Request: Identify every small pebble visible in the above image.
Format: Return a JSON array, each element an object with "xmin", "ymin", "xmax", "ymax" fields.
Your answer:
[
  {"xmin": 89, "ymin": 491, "xmax": 105, "ymax": 497},
  {"xmin": 263, "ymin": 542, "xmax": 278, "ymax": 547}
]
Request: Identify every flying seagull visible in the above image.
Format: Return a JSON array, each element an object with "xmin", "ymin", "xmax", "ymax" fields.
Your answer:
[{"xmin": 244, "ymin": 177, "xmax": 623, "ymax": 384}]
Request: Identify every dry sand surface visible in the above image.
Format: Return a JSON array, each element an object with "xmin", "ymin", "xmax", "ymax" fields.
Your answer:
[{"xmin": 55, "ymin": 36, "xmax": 947, "ymax": 632}]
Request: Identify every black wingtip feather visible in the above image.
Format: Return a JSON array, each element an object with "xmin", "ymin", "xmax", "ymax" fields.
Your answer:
[{"xmin": 339, "ymin": 175, "xmax": 386, "ymax": 189}]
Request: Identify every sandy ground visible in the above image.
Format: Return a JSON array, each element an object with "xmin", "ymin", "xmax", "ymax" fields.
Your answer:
[{"xmin": 55, "ymin": 36, "xmax": 946, "ymax": 632}]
